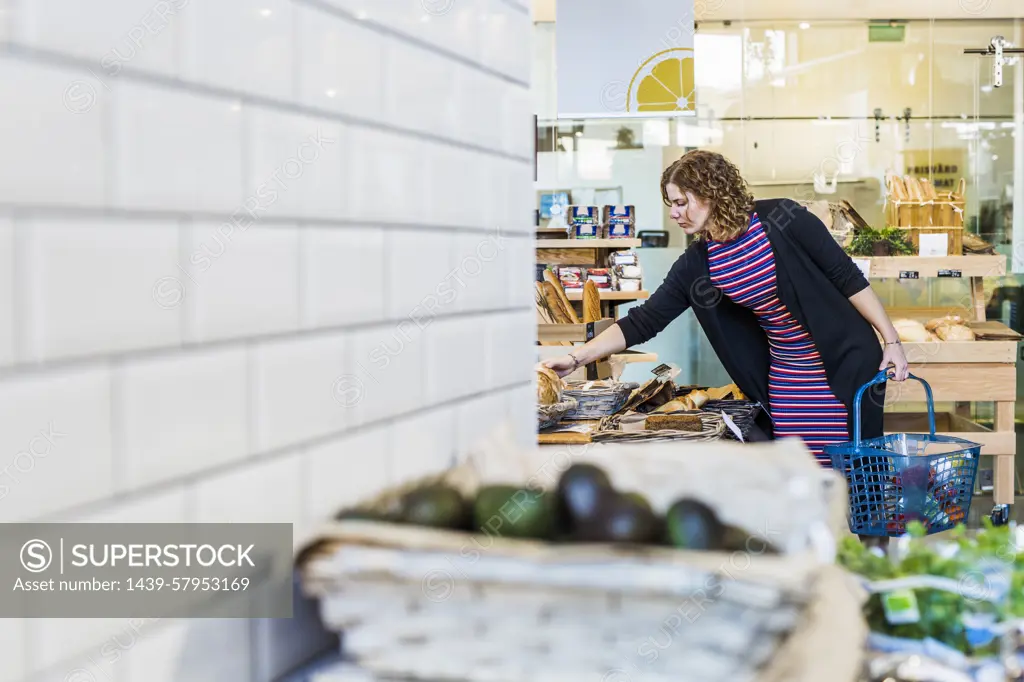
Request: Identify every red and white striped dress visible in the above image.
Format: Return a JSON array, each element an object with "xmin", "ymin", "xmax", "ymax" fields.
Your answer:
[{"xmin": 708, "ymin": 213, "xmax": 848, "ymax": 465}]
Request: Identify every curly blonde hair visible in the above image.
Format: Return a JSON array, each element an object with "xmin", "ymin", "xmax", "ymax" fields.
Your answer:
[{"xmin": 660, "ymin": 150, "xmax": 755, "ymax": 242}]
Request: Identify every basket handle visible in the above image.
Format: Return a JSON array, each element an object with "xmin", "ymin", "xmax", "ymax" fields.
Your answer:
[{"xmin": 853, "ymin": 370, "xmax": 935, "ymax": 446}]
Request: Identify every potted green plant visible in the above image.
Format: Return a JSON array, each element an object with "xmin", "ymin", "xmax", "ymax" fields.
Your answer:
[{"xmin": 847, "ymin": 227, "xmax": 915, "ymax": 257}]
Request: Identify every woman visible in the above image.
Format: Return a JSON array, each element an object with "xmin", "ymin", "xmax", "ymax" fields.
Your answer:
[{"xmin": 543, "ymin": 150, "xmax": 909, "ymax": 464}]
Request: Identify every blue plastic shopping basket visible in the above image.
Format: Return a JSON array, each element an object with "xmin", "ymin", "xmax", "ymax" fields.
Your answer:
[{"xmin": 824, "ymin": 370, "xmax": 982, "ymax": 537}]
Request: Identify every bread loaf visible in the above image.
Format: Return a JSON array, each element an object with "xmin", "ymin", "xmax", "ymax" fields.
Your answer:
[
  {"xmin": 645, "ymin": 414, "xmax": 703, "ymax": 432},
  {"xmin": 583, "ymin": 280, "xmax": 602, "ymax": 323},
  {"xmin": 543, "ymin": 269, "xmax": 580, "ymax": 324},
  {"xmin": 926, "ymin": 315, "xmax": 969, "ymax": 332},
  {"xmin": 893, "ymin": 318, "xmax": 931, "ymax": 343},
  {"xmin": 536, "ymin": 366, "xmax": 565, "ymax": 405},
  {"xmin": 933, "ymin": 324, "xmax": 975, "ymax": 342}
]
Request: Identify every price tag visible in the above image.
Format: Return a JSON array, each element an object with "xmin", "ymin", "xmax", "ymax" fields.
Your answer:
[
  {"xmin": 899, "ymin": 271, "xmax": 920, "ymax": 280},
  {"xmin": 937, "ymin": 269, "xmax": 962, "ymax": 278},
  {"xmin": 852, "ymin": 258, "xmax": 872, "ymax": 278},
  {"xmin": 882, "ymin": 590, "xmax": 921, "ymax": 625}
]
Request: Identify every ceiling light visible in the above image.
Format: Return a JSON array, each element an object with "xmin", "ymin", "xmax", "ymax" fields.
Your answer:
[
  {"xmin": 799, "ymin": 22, "xmax": 810, "ymax": 30},
  {"xmin": 258, "ymin": 8, "xmax": 272, "ymax": 17}
]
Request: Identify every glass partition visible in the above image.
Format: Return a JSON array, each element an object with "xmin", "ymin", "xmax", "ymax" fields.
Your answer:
[{"xmin": 534, "ymin": 17, "xmax": 1023, "ymax": 391}]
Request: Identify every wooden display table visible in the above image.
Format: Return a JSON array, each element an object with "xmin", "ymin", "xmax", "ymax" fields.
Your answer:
[{"xmin": 860, "ymin": 254, "xmax": 1019, "ymax": 517}]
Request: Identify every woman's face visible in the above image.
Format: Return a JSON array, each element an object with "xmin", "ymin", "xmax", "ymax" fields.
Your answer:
[{"xmin": 666, "ymin": 183, "xmax": 712, "ymax": 236}]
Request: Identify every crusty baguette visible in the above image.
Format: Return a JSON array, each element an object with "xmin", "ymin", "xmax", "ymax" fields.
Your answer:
[
  {"xmin": 543, "ymin": 282, "xmax": 574, "ymax": 324},
  {"xmin": 888, "ymin": 174, "xmax": 908, "ymax": 201},
  {"xmin": 543, "ymin": 269, "xmax": 580, "ymax": 324},
  {"xmin": 583, "ymin": 280, "xmax": 602, "ymax": 323},
  {"xmin": 920, "ymin": 178, "xmax": 938, "ymax": 200},
  {"xmin": 904, "ymin": 176, "xmax": 924, "ymax": 201}
]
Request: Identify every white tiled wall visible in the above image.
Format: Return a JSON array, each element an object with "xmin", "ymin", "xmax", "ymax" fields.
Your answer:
[{"xmin": 0, "ymin": 0, "xmax": 534, "ymax": 679}]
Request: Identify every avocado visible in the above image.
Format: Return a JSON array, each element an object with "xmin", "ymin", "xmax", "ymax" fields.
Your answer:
[
  {"xmin": 555, "ymin": 464, "xmax": 615, "ymax": 539},
  {"xmin": 399, "ymin": 484, "xmax": 470, "ymax": 530},
  {"xmin": 590, "ymin": 492, "xmax": 659, "ymax": 544},
  {"xmin": 721, "ymin": 524, "xmax": 780, "ymax": 555},
  {"xmin": 664, "ymin": 499, "xmax": 725, "ymax": 551},
  {"xmin": 473, "ymin": 485, "xmax": 553, "ymax": 540}
]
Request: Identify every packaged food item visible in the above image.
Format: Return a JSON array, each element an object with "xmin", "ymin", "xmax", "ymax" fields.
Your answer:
[
  {"xmin": 603, "ymin": 205, "xmax": 636, "ymax": 239},
  {"xmin": 557, "ymin": 266, "xmax": 584, "ymax": 290},
  {"xmin": 568, "ymin": 205, "xmax": 601, "ymax": 239},
  {"xmin": 585, "ymin": 268, "xmax": 611, "ymax": 288},
  {"xmin": 618, "ymin": 279, "xmax": 641, "ymax": 292},
  {"xmin": 609, "ymin": 250, "xmax": 639, "ymax": 267},
  {"xmin": 616, "ymin": 264, "xmax": 643, "ymax": 279}
]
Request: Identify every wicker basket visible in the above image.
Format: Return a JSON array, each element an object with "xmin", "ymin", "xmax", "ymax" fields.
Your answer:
[
  {"xmin": 297, "ymin": 440, "xmax": 860, "ymax": 682},
  {"xmin": 537, "ymin": 397, "xmax": 577, "ymax": 430},
  {"xmin": 562, "ymin": 382, "xmax": 638, "ymax": 420}
]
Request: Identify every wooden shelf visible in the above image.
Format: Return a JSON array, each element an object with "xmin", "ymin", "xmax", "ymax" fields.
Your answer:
[
  {"xmin": 536, "ymin": 239, "xmax": 641, "ymax": 249},
  {"xmin": 857, "ymin": 254, "xmax": 1006, "ymax": 279},
  {"xmin": 565, "ymin": 290, "xmax": 649, "ymax": 301},
  {"xmin": 897, "ymin": 339, "xmax": 1019, "ymax": 364}
]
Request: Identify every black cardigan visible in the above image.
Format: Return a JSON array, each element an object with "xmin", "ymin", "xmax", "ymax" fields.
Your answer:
[{"xmin": 618, "ymin": 198, "xmax": 887, "ymax": 441}]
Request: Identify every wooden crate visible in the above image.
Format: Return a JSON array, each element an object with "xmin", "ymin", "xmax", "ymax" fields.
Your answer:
[
  {"xmin": 896, "ymin": 224, "xmax": 964, "ymax": 256},
  {"xmin": 886, "ymin": 199, "xmax": 965, "ymax": 229}
]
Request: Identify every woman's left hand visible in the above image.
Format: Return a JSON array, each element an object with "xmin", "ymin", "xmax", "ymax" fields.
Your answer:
[{"xmin": 880, "ymin": 342, "xmax": 909, "ymax": 382}]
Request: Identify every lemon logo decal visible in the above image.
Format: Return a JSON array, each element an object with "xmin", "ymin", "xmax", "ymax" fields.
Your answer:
[{"xmin": 627, "ymin": 48, "xmax": 695, "ymax": 113}]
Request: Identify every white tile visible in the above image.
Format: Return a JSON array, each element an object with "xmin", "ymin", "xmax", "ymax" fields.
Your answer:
[
  {"xmin": 456, "ymin": 390, "xmax": 505, "ymax": 460},
  {"xmin": 0, "ymin": 368, "xmax": 112, "ymax": 522},
  {"xmin": 252, "ymin": 333, "xmax": 348, "ymax": 452},
  {"xmin": 507, "ymin": 161, "xmax": 534, "ymax": 231},
  {"xmin": 296, "ymin": 5, "xmax": 384, "ymax": 121},
  {"xmin": 505, "ymin": 234, "xmax": 534, "ymax": 309},
  {"xmin": 113, "ymin": 82, "xmax": 244, "ymax": 213},
  {"xmin": 301, "ymin": 227, "xmax": 385, "ymax": 328},
  {"xmin": 418, "ymin": 0, "xmax": 482, "ymax": 63},
  {"xmin": 185, "ymin": 0, "xmax": 294, "ymax": 101},
  {"xmin": 384, "ymin": 41, "xmax": 458, "ymax": 138},
  {"xmin": 426, "ymin": 143, "xmax": 475, "ymax": 227},
  {"xmin": 347, "ymin": 323, "xmax": 424, "ymax": 426},
  {"xmin": 0, "ymin": 0, "xmax": 10, "ymax": 43},
  {"xmin": 481, "ymin": 0, "xmax": 530, "ymax": 82},
  {"xmin": 0, "ymin": 619, "xmax": 25, "ymax": 682},
  {"xmin": 119, "ymin": 347, "xmax": 248, "ymax": 489},
  {"xmin": 506, "ymin": 382, "xmax": 536, "ymax": 450},
  {"xmin": 487, "ymin": 310, "xmax": 533, "ymax": 389},
  {"xmin": 455, "ymin": 67, "xmax": 503, "ymax": 153},
  {"xmin": 184, "ymin": 222, "xmax": 300, "ymax": 342},
  {"xmin": 71, "ymin": 486, "xmax": 188, "ymax": 523},
  {"xmin": 348, "ymin": 128, "xmax": 431, "ymax": 224},
  {"xmin": 391, "ymin": 407, "xmax": 455, "ymax": 486},
  {"xmin": 502, "ymin": 85, "xmax": 534, "ymax": 158},
  {"xmin": 120, "ymin": 618, "xmax": 251, "ymax": 682},
  {"xmin": 25, "ymin": 218, "xmax": 182, "ymax": 361},
  {"xmin": 386, "ymin": 229, "xmax": 455, "ymax": 319},
  {"xmin": 450, "ymin": 230, "xmax": 504, "ymax": 313},
  {"xmin": 306, "ymin": 425, "xmax": 390, "ymax": 521},
  {"xmin": 20, "ymin": 0, "xmax": 183, "ymax": 78},
  {"xmin": 424, "ymin": 317, "xmax": 485, "ymax": 403},
  {"xmin": 246, "ymin": 108, "xmax": 347, "ymax": 220},
  {"xmin": 192, "ymin": 453, "xmax": 304, "ymax": 523},
  {"xmin": 0, "ymin": 218, "xmax": 12, "ymax": 367},
  {"xmin": 0, "ymin": 58, "xmax": 106, "ymax": 206}
]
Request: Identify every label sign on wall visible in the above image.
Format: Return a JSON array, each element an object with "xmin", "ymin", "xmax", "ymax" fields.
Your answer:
[{"xmin": 556, "ymin": 0, "xmax": 697, "ymax": 119}]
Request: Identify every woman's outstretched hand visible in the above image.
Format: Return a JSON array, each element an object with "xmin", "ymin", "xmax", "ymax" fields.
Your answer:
[
  {"xmin": 540, "ymin": 356, "xmax": 577, "ymax": 379},
  {"xmin": 880, "ymin": 342, "xmax": 909, "ymax": 382}
]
